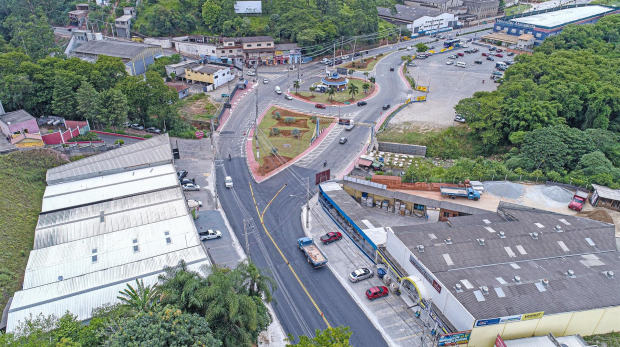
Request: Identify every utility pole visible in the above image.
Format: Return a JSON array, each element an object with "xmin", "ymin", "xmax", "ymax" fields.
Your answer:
[
  {"xmin": 254, "ymin": 64, "xmax": 259, "ymax": 137},
  {"xmin": 333, "ymin": 42, "xmax": 336, "ymax": 66},
  {"xmin": 352, "ymin": 37, "xmax": 357, "ymax": 62},
  {"xmin": 398, "ymin": 26, "xmax": 402, "ymax": 44},
  {"xmin": 244, "ymin": 219, "xmax": 249, "ymax": 256},
  {"xmin": 306, "ymin": 177, "xmax": 310, "ymax": 229}
]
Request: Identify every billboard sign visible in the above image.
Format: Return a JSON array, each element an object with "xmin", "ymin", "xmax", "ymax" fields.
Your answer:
[
  {"xmin": 234, "ymin": 1, "xmax": 262, "ymax": 13},
  {"xmin": 416, "ymin": 85, "xmax": 428, "ymax": 92},
  {"xmin": 337, "ymin": 67, "xmax": 348, "ymax": 75},
  {"xmin": 475, "ymin": 312, "xmax": 544, "ymax": 327},
  {"xmin": 438, "ymin": 331, "xmax": 471, "ymax": 346}
]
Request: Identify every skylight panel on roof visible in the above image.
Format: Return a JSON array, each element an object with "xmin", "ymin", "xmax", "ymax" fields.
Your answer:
[
  {"xmin": 585, "ymin": 238, "xmax": 596, "ymax": 246},
  {"xmin": 496, "ymin": 277, "xmax": 507, "ymax": 284},
  {"xmin": 516, "ymin": 245, "xmax": 527, "ymax": 255},
  {"xmin": 504, "ymin": 247, "xmax": 516, "ymax": 258},
  {"xmin": 557, "ymin": 241, "xmax": 570, "ymax": 252},
  {"xmin": 473, "ymin": 290, "xmax": 485, "ymax": 302},
  {"xmin": 534, "ymin": 282, "xmax": 547, "ymax": 292},
  {"xmin": 443, "ymin": 254, "xmax": 454, "ymax": 266},
  {"xmin": 460, "ymin": 279, "xmax": 474, "ymax": 289},
  {"xmin": 494, "ymin": 287, "xmax": 506, "ymax": 297},
  {"xmin": 535, "ymin": 223, "xmax": 545, "ymax": 228},
  {"xmin": 559, "ymin": 218, "xmax": 571, "ymax": 225},
  {"xmin": 428, "ymin": 233, "xmax": 437, "ymax": 240},
  {"xmin": 485, "ymin": 227, "xmax": 496, "ymax": 233}
]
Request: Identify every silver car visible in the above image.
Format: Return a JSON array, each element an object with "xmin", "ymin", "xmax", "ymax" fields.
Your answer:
[
  {"xmin": 349, "ymin": 268, "xmax": 374, "ymax": 282},
  {"xmin": 182, "ymin": 183, "xmax": 200, "ymax": 191}
]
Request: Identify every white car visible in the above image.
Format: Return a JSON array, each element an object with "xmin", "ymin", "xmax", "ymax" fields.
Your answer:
[
  {"xmin": 406, "ymin": 46, "xmax": 412, "ymax": 51},
  {"xmin": 182, "ymin": 183, "xmax": 200, "ymax": 191},
  {"xmin": 446, "ymin": 60, "xmax": 454, "ymax": 65},
  {"xmin": 225, "ymin": 176, "xmax": 233, "ymax": 188},
  {"xmin": 462, "ymin": 44, "xmax": 469, "ymax": 48},
  {"xmin": 199, "ymin": 229, "xmax": 222, "ymax": 241},
  {"xmin": 284, "ymin": 94, "xmax": 293, "ymax": 100},
  {"xmin": 342, "ymin": 55, "xmax": 350, "ymax": 59},
  {"xmin": 246, "ymin": 71, "xmax": 256, "ymax": 76},
  {"xmin": 349, "ymin": 268, "xmax": 374, "ymax": 282},
  {"xmin": 263, "ymin": 78, "xmax": 269, "ymax": 84},
  {"xmin": 454, "ymin": 115, "xmax": 466, "ymax": 123}
]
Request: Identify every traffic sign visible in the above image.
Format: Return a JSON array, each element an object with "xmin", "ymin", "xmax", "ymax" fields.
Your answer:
[{"xmin": 195, "ymin": 131, "xmax": 204, "ymax": 139}]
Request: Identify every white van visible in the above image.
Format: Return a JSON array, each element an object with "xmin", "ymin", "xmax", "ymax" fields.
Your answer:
[
  {"xmin": 275, "ymin": 86, "xmax": 282, "ymax": 94},
  {"xmin": 225, "ymin": 176, "xmax": 233, "ymax": 188},
  {"xmin": 456, "ymin": 62, "xmax": 467, "ymax": 68}
]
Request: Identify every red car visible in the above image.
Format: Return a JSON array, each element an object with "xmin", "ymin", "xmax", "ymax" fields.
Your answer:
[
  {"xmin": 320, "ymin": 231, "xmax": 343, "ymax": 244},
  {"xmin": 496, "ymin": 48, "xmax": 503, "ymax": 53},
  {"xmin": 315, "ymin": 103, "xmax": 326, "ymax": 109},
  {"xmin": 457, "ymin": 52, "xmax": 464, "ymax": 57},
  {"xmin": 495, "ymin": 53, "xmax": 504, "ymax": 58},
  {"xmin": 481, "ymin": 52, "xmax": 488, "ymax": 56},
  {"xmin": 366, "ymin": 286, "xmax": 389, "ymax": 300}
]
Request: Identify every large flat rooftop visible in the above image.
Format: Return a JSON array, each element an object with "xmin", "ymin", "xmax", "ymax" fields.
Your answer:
[{"xmin": 509, "ymin": 5, "xmax": 615, "ymax": 29}]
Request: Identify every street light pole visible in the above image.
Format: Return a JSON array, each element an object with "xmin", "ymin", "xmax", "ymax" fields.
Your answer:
[{"xmin": 306, "ymin": 176, "xmax": 310, "ymax": 229}]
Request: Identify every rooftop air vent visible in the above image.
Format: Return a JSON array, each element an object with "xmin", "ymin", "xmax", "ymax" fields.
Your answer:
[
  {"xmin": 567, "ymin": 269, "xmax": 575, "ymax": 278},
  {"xmin": 530, "ymin": 232, "xmax": 539, "ymax": 240},
  {"xmin": 555, "ymin": 225, "xmax": 563, "ymax": 232},
  {"xmin": 445, "ymin": 237, "xmax": 453, "ymax": 245},
  {"xmin": 480, "ymin": 286, "xmax": 489, "ymax": 295},
  {"xmin": 477, "ymin": 238, "xmax": 485, "ymax": 246},
  {"xmin": 58, "ymin": 276, "xmax": 63, "ymax": 281},
  {"xmin": 606, "ymin": 271, "xmax": 614, "ymax": 279},
  {"xmin": 455, "ymin": 283, "xmax": 463, "ymax": 292},
  {"xmin": 417, "ymin": 245, "xmax": 425, "ymax": 252},
  {"xmin": 499, "ymin": 231, "xmax": 506, "ymax": 239},
  {"xmin": 541, "ymin": 278, "xmax": 549, "ymax": 286},
  {"xmin": 514, "ymin": 275, "xmax": 522, "ymax": 284}
]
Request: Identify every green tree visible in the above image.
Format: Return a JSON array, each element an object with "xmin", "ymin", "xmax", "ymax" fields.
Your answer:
[
  {"xmin": 327, "ymin": 86, "xmax": 336, "ymax": 102},
  {"xmin": 415, "ymin": 43, "xmax": 429, "ymax": 53},
  {"xmin": 158, "ymin": 260, "xmax": 209, "ymax": 315},
  {"xmin": 117, "ymin": 279, "xmax": 161, "ymax": 313},
  {"xmin": 363, "ymin": 71, "xmax": 369, "ymax": 81},
  {"xmin": 90, "ymin": 56, "xmax": 127, "ymax": 91},
  {"xmin": 348, "ymin": 83, "xmax": 359, "ymax": 99},
  {"xmin": 236, "ymin": 260, "xmax": 277, "ymax": 302},
  {"xmin": 76, "ymin": 80, "xmax": 99, "ymax": 122},
  {"xmin": 309, "ymin": 86, "xmax": 316, "ymax": 95},
  {"xmin": 4, "ymin": 8, "xmax": 60, "ymax": 61},
  {"xmin": 287, "ymin": 326, "xmax": 353, "ymax": 346},
  {"xmin": 107, "ymin": 308, "xmax": 222, "ymax": 347},
  {"xmin": 369, "ymin": 76, "xmax": 375, "ymax": 86},
  {"xmin": 362, "ymin": 83, "xmax": 370, "ymax": 94},
  {"xmin": 51, "ymin": 70, "xmax": 81, "ymax": 118},
  {"xmin": 97, "ymin": 88, "xmax": 129, "ymax": 128},
  {"xmin": 293, "ymin": 80, "xmax": 301, "ymax": 94},
  {"xmin": 348, "ymin": 69, "xmax": 354, "ymax": 76},
  {"xmin": 202, "ymin": 0, "xmax": 223, "ymax": 31}
]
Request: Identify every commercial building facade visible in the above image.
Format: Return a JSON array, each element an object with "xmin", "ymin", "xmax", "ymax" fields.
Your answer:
[
  {"xmin": 184, "ymin": 64, "xmax": 236, "ymax": 90},
  {"xmin": 377, "ymin": 5, "xmax": 459, "ymax": 36}
]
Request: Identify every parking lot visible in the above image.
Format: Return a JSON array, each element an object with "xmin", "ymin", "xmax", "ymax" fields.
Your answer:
[{"xmin": 393, "ymin": 42, "xmax": 512, "ymax": 127}]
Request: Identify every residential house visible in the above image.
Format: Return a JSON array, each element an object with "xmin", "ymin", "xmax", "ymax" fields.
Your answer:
[
  {"xmin": 377, "ymin": 5, "xmax": 459, "ymax": 35},
  {"xmin": 183, "ymin": 64, "xmax": 236, "ymax": 91},
  {"xmin": 216, "ymin": 38, "xmax": 244, "ymax": 65},
  {"xmin": 71, "ymin": 40, "xmax": 162, "ymax": 75},
  {"xmin": 166, "ymin": 82, "xmax": 191, "ymax": 99},
  {"xmin": 0, "ymin": 110, "xmax": 40, "ymax": 137},
  {"xmin": 274, "ymin": 43, "xmax": 301, "ymax": 64},
  {"xmin": 240, "ymin": 36, "xmax": 275, "ymax": 66},
  {"xmin": 405, "ymin": 0, "xmax": 463, "ymax": 13},
  {"xmin": 10, "ymin": 133, "xmax": 44, "ymax": 148},
  {"xmin": 173, "ymin": 37, "xmax": 217, "ymax": 59},
  {"xmin": 165, "ymin": 59, "xmax": 196, "ymax": 78},
  {"xmin": 517, "ymin": 33, "xmax": 535, "ymax": 49},
  {"xmin": 115, "ymin": 15, "xmax": 133, "ymax": 38},
  {"xmin": 68, "ymin": 4, "xmax": 90, "ymax": 29},
  {"xmin": 124, "ymin": 7, "xmax": 136, "ymax": 18}
]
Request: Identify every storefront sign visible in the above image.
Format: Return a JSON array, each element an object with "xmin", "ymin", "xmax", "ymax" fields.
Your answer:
[
  {"xmin": 475, "ymin": 311, "xmax": 544, "ymax": 327},
  {"xmin": 409, "ymin": 254, "xmax": 441, "ymax": 293},
  {"xmin": 438, "ymin": 331, "xmax": 471, "ymax": 346},
  {"xmin": 416, "ymin": 86, "xmax": 428, "ymax": 92}
]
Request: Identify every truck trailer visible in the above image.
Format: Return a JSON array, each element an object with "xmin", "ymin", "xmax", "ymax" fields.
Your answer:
[
  {"xmin": 440, "ymin": 187, "xmax": 481, "ymax": 201},
  {"xmin": 298, "ymin": 237, "xmax": 328, "ymax": 268}
]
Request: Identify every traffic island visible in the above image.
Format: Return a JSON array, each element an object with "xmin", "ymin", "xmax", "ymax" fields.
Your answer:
[
  {"xmin": 342, "ymin": 53, "xmax": 385, "ymax": 71},
  {"xmin": 246, "ymin": 106, "xmax": 337, "ymax": 182},
  {"xmin": 292, "ymin": 77, "xmax": 378, "ymax": 106}
]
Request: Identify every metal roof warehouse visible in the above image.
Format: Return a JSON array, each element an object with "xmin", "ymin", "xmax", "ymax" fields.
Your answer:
[{"xmin": 4, "ymin": 134, "xmax": 210, "ymax": 332}]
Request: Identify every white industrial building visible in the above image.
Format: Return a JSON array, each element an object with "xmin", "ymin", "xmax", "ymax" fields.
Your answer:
[
  {"xmin": 4, "ymin": 134, "xmax": 210, "ymax": 332},
  {"xmin": 377, "ymin": 5, "xmax": 459, "ymax": 35}
]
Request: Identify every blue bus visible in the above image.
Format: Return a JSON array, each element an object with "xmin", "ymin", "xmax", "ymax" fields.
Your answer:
[{"xmin": 444, "ymin": 39, "xmax": 460, "ymax": 48}]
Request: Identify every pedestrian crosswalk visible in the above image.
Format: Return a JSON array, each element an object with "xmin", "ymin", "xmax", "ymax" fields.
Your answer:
[{"xmin": 294, "ymin": 127, "xmax": 344, "ymax": 168}]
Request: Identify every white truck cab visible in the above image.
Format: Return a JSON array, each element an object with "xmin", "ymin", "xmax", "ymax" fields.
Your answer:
[
  {"xmin": 275, "ymin": 86, "xmax": 282, "ymax": 94},
  {"xmin": 225, "ymin": 176, "xmax": 233, "ymax": 188}
]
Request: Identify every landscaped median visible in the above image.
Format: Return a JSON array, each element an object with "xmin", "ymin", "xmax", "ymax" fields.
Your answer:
[
  {"xmin": 341, "ymin": 53, "xmax": 386, "ymax": 72},
  {"xmin": 292, "ymin": 78, "xmax": 378, "ymax": 105},
  {"xmin": 246, "ymin": 106, "xmax": 337, "ymax": 181}
]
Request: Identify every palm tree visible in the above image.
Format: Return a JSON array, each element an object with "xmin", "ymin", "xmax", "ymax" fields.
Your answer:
[
  {"xmin": 309, "ymin": 86, "xmax": 316, "ymax": 96},
  {"xmin": 117, "ymin": 279, "xmax": 160, "ymax": 313},
  {"xmin": 369, "ymin": 76, "xmax": 376, "ymax": 86},
  {"xmin": 237, "ymin": 260, "xmax": 277, "ymax": 303},
  {"xmin": 293, "ymin": 80, "xmax": 300, "ymax": 94},
  {"xmin": 363, "ymin": 71, "xmax": 369, "ymax": 81},
  {"xmin": 348, "ymin": 83, "xmax": 359, "ymax": 100},
  {"xmin": 362, "ymin": 83, "xmax": 370, "ymax": 94},
  {"xmin": 348, "ymin": 69, "xmax": 355, "ymax": 77},
  {"xmin": 327, "ymin": 86, "xmax": 336, "ymax": 102},
  {"xmin": 157, "ymin": 260, "xmax": 208, "ymax": 315}
]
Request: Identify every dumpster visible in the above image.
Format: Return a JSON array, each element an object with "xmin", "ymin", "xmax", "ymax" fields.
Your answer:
[{"xmin": 377, "ymin": 268, "xmax": 387, "ymax": 279}]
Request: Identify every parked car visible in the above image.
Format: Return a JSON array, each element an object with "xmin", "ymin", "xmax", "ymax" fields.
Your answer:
[
  {"xmin": 284, "ymin": 94, "xmax": 293, "ymax": 100},
  {"xmin": 390, "ymin": 67, "xmax": 395, "ymax": 71},
  {"xmin": 497, "ymin": 65, "xmax": 507, "ymax": 71},
  {"xmin": 342, "ymin": 55, "xmax": 350, "ymax": 59},
  {"xmin": 496, "ymin": 48, "xmax": 503, "ymax": 53},
  {"xmin": 492, "ymin": 71, "xmax": 504, "ymax": 77},
  {"xmin": 199, "ymin": 229, "xmax": 222, "ymax": 241},
  {"xmin": 349, "ymin": 268, "xmax": 374, "ymax": 283},
  {"xmin": 123, "ymin": 121, "xmax": 131, "ymax": 128},
  {"xmin": 457, "ymin": 52, "xmax": 464, "ymax": 57},
  {"xmin": 246, "ymin": 71, "xmax": 256, "ymax": 76},
  {"xmin": 383, "ymin": 104, "xmax": 390, "ymax": 110},
  {"xmin": 489, "ymin": 47, "xmax": 496, "ymax": 51},
  {"xmin": 507, "ymin": 52, "xmax": 515, "ymax": 56},
  {"xmin": 446, "ymin": 60, "xmax": 454, "ymax": 65},
  {"xmin": 320, "ymin": 231, "xmax": 343, "ymax": 244},
  {"xmin": 495, "ymin": 53, "xmax": 504, "ymax": 58},
  {"xmin": 339, "ymin": 137, "xmax": 347, "ymax": 144},
  {"xmin": 180, "ymin": 178, "xmax": 196, "ymax": 185},
  {"xmin": 182, "ymin": 183, "xmax": 200, "ymax": 191},
  {"xmin": 505, "ymin": 60, "xmax": 515, "ymax": 65},
  {"xmin": 474, "ymin": 60, "xmax": 483, "ymax": 64},
  {"xmin": 146, "ymin": 127, "xmax": 161, "ymax": 134},
  {"xmin": 448, "ymin": 54, "xmax": 457, "ymax": 59},
  {"xmin": 130, "ymin": 124, "xmax": 144, "ymax": 130},
  {"xmin": 177, "ymin": 170, "xmax": 188, "ymax": 180},
  {"xmin": 461, "ymin": 44, "xmax": 469, "ymax": 48},
  {"xmin": 366, "ymin": 286, "xmax": 389, "ymax": 300},
  {"xmin": 472, "ymin": 48, "xmax": 479, "ymax": 53},
  {"xmin": 315, "ymin": 103, "xmax": 326, "ymax": 109},
  {"xmin": 454, "ymin": 115, "xmax": 466, "ymax": 123},
  {"xmin": 357, "ymin": 101, "xmax": 367, "ymax": 106},
  {"xmin": 335, "ymin": 59, "xmax": 343, "ymax": 65},
  {"xmin": 486, "ymin": 56, "xmax": 495, "ymax": 61},
  {"xmin": 407, "ymin": 62, "xmax": 417, "ymax": 67},
  {"xmin": 481, "ymin": 52, "xmax": 488, "ymax": 56},
  {"xmin": 221, "ymin": 93, "xmax": 230, "ymax": 98},
  {"xmin": 263, "ymin": 78, "xmax": 269, "ymax": 84}
]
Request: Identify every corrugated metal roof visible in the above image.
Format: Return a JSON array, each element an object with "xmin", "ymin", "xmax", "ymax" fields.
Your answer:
[
  {"xmin": 35, "ymin": 188, "xmax": 185, "ymax": 249},
  {"xmin": 592, "ymin": 183, "xmax": 620, "ymax": 201},
  {"xmin": 46, "ymin": 134, "xmax": 173, "ymax": 185},
  {"xmin": 24, "ymin": 215, "xmax": 197, "ymax": 289},
  {"xmin": 7, "ymin": 257, "xmax": 209, "ymax": 331},
  {"xmin": 41, "ymin": 164, "xmax": 178, "ymax": 212}
]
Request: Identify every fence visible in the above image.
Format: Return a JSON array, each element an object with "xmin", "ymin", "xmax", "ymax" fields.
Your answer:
[
  {"xmin": 343, "ymin": 175, "xmax": 386, "ymax": 189},
  {"xmin": 378, "ymin": 142, "xmax": 426, "ymax": 156},
  {"xmin": 216, "ymin": 85, "xmax": 239, "ymax": 129},
  {"xmin": 378, "ymin": 104, "xmax": 408, "ymax": 132}
]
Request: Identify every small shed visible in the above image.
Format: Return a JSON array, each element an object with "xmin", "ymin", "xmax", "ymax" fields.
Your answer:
[
  {"xmin": 165, "ymin": 82, "xmax": 190, "ymax": 99},
  {"xmin": 0, "ymin": 110, "xmax": 40, "ymax": 137},
  {"xmin": 590, "ymin": 184, "xmax": 620, "ymax": 211}
]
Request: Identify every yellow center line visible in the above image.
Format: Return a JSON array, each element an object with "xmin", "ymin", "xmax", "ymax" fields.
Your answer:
[{"xmin": 249, "ymin": 182, "xmax": 331, "ymax": 328}]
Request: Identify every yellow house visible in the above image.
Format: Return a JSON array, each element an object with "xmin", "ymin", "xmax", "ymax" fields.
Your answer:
[{"xmin": 183, "ymin": 64, "xmax": 235, "ymax": 90}]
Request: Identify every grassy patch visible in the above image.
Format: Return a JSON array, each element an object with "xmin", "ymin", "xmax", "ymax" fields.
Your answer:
[
  {"xmin": 178, "ymin": 94, "xmax": 219, "ymax": 120},
  {"xmin": 297, "ymin": 79, "xmax": 373, "ymax": 104},
  {"xmin": 256, "ymin": 107, "xmax": 335, "ymax": 165},
  {"xmin": 343, "ymin": 54, "xmax": 385, "ymax": 72},
  {"xmin": 0, "ymin": 150, "xmax": 68, "ymax": 313},
  {"xmin": 585, "ymin": 332, "xmax": 620, "ymax": 347},
  {"xmin": 505, "ymin": 4, "xmax": 532, "ymax": 16}
]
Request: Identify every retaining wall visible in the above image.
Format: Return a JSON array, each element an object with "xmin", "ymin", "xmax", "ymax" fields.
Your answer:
[{"xmin": 378, "ymin": 141, "xmax": 427, "ymax": 156}]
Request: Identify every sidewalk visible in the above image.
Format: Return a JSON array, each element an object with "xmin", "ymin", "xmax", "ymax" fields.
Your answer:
[
  {"xmin": 219, "ymin": 81, "xmax": 256, "ymax": 130},
  {"xmin": 302, "ymin": 194, "xmax": 434, "ymax": 347}
]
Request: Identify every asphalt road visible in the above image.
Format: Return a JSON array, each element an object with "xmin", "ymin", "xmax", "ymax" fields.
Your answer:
[{"xmin": 216, "ymin": 27, "xmax": 492, "ymax": 346}]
